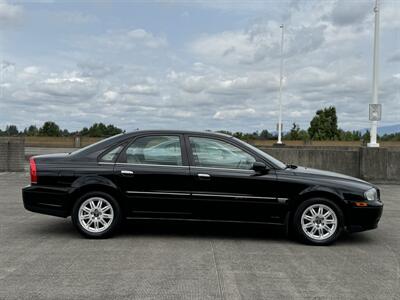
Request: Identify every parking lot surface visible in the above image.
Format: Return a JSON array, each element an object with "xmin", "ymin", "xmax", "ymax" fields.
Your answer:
[{"xmin": 0, "ymin": 172, "xmax": 399, "ymax": 299}]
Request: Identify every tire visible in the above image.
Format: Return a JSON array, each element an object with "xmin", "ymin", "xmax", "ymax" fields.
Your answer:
[
  {"xmin": 293, "ymin": 198, "xmax": 344, "ymax": 246},
  {"xmin": 71, "ymin": 192, "xmax": 122, "ymax": 239}
]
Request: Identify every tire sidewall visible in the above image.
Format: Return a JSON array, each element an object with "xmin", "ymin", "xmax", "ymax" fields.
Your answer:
[
  {"xmin": 293, "ymin": 198, "xmax": 344, "ymax": 245},
  {"xmin": 71, "ymin": 191, "xmax": 122, "ymax": 239}
]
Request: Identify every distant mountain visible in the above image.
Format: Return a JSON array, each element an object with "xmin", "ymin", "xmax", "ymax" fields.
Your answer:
[{"xmin": 360, "ymin": 124, "xmax": 400, "ymax": 135}]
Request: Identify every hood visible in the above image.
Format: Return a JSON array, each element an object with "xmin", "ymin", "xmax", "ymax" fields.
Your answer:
[{"xmin": 290, "ymin": 166, "xmax": 373, "ymax": 190}]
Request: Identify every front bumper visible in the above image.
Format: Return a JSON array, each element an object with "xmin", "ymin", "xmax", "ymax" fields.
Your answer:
[
  {"xmin": 22, "ymin": 185, "xmax": 71, "ymax": 218},
  {"xmin": 346, "ymin": 201, "xmax": 383, "ymax": 233}
]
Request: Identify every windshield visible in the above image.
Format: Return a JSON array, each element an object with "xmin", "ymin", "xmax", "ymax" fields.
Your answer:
[
  {"xmin": 70, "ymin": 134, "xmax": 123, "ymax": 156},
  {"xmin": 233, "ymin": 138, "xmax": 287, "ymax": 169}
]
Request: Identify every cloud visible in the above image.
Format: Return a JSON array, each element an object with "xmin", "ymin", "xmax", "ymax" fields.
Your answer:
[
  {"xmin": 330, "ymin": 0, "xmax": 371, "ymax": 26},
  {"xmin": 120, "ymin": 83, "xmax": 159, "ymax": 95},
  {"xmin": 76, "ymin": 28, "xmax": 168, "ymax": 51},
  {"xmin": 214, "ymin": 108, "xmax": 256, "ymax": 120},
  {"xmin": 77, "ymin": 61, "xmax": 120, "ymax": 78},
  {"xmin": 30, "ymin": 72, "xmax": 99, "ymax": 99},
  {"xmin": 381, "ymin": 1, "xmax": 400, "ymax": 29},
  {"xmin": 0, "ymin": 0, "xmax": 23, "ymax": 25},
  {"xmin": 169, "ymin": 69, "xmax": 278, "ymax": 95},
  {"xmin": 50, "ymin": 11, "xmax": 98, "ymax": 24},
  {"xmin": 1, "ymin": 60, "xmax": 15, "ymax": 71},
  {"xmin": 190, "ymin": 22, "xmax": 327, "ymax": 66},
  {"xmin": 190, "ymin": 24, "xmax": 280, "ymax": 65},
  {"xmin": 0, "ymin": 0, "xmax": 23, "ymax": 27},
  {"xmin": 0, "ymin": 0, "xmax": 399, "ymax": 132},
  {"xmin": 388, "ymin": 50, "xmax": 400, "ymax": 63}
]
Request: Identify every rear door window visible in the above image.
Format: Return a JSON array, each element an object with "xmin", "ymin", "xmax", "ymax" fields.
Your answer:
[{"xmin": 124, "ymin": 135, "xmax": 183, "ymax": 166}]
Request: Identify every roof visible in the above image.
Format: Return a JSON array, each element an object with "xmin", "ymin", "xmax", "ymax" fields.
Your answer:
[{"xmin": 123, "ymin": 129, "xmax": 234, "ymax": 138}]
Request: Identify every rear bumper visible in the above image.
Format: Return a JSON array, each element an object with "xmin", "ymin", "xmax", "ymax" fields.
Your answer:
[
  {"xmin": 346, "ymin": 202, "xmax": 383, "ymax": 233},
  {"xmin": 22, "ymin": 185, "xmax": 71, "ymax": 218}
]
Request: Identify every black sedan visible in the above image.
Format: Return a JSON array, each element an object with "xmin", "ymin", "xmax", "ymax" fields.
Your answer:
[{"xmin": 22, "ymin": 130, "xmax": 383, "ymax": 245}]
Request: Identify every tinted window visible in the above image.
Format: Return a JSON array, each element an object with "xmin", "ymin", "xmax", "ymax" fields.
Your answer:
[
  {"xmin": 100, "ymin": 145, "xmax": 124, "ymax": 162},
  {"xmin": 71, "ymin": 134, "xmax": 123, "ymax": 156},
  {"xmin": 233, "ymin": 138, "xmax": 286, "ymax": 169},
  {"xmin": 189, "ymin": 137, "xmax": 256, "ymax": 170},
  {"xmin": 125, "ymin": 136, "xmax": 183, "ymax": 166}
]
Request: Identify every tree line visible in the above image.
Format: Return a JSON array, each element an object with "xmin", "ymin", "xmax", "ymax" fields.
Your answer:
[
  {"xmin": 219, "ymin": 106, "xmax": 399, "ymax": 142},
  {"xmin": 0, "ymin": 106, "xmax": 399, "ymax": 140},
  {"xmin": 0, "ymin": 122, "xmax": 123, "ymax": 137}
]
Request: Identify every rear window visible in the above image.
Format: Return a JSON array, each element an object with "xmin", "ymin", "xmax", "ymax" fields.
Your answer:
[{"xmin": 70, "ymin": 134, "xmax": 123, "ymax": 156}]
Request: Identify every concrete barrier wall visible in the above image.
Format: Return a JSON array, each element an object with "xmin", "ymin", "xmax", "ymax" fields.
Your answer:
[
  {"xmin": 252, "ymin": 140, "xmax": 400, "ymax": 148},
  {"xmin": 262, "ymin": 148, "xmax": 361, "ymax": 178},
  {"xmin": 25, "ymin": 136, "xmax": 102, "ymax": 148},
  {"xmin": 0, "ymin": 138, "xmax": 25, "ymax": 172},
  {"xmin": 3, "ymin": 135, "xmax": 400, "ymax": 181},
  {"xmin": 0, "ymin": 142, "xmax": 8, "ymax": 172},
  {"xmin": 24, "ymin": 136, "xmax": 400, "ymax": 148},
  {"xmin": 261, "ymin": 147, "xmax": 400, "ymax": 182}
]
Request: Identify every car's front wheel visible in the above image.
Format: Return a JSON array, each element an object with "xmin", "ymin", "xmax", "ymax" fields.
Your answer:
[
  {"xmin": 293, "ymin": 198, "xmax": 344, "ymax": 245},
  {"xmin": 71, "ymin": 192, "xmax": 122, "ymax": 238}
]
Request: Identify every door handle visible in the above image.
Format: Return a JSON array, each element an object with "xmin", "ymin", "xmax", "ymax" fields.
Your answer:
[
  {"xmin": 198, "ymin": 173, "xmax": 211, "ymax": 179},
  {"xmin": 121, "ymin": 170, "xmax": 134, "ymax": 176}
]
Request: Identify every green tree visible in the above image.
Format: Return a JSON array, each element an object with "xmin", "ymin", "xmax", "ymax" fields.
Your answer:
[
  {"xmin": 24, "ymin": 125, "xmax": 39, "ymax": 136},
  {"xmin": 259, "ymin": 129, "xmax": 273, "ymax": 140},
  {"xmin": 308, "ymin": 106, "xmax": 339, "ymax": 140},
  {"xmin": 298, "ymin": 129, "xmax": 310, "ymax": 141},
  {"xmin": 61, "ymin": 129, "xmax": 70, "ymax": 136},
  {"xmin": 5, "ymin": 125, "xmax": 19, "ymax": 136},
  {"xmin": 362, "ymin": 130, "xmax": 370, "ymax": 143},
  {"xmin": 88, "ymin": 123, "xmax": 107, "ymax": 137},
  {"xmin": 380, "ymin": 132, "xmax": 400, "ymax": 141},
  {"xmin": 81, "ymin": 123, "xmax": 123, "ymax": 137},
  {"xmin": 80, "ymin": 127, "xmax": 89, "ymax": 136},
  {"xmin": 338, "ymin": 130, "xmax": 362, "ymax": 141},
  {"xmin": 288, "ymin": 123, "xmax": 300, "ymax": 140},
  {"xmin": 105, "ymin": 124, "xmax": 123, "ymax": 136},
  {"xmin": 233, "ymin": 132, "xmax": 244, "ymax": 139},
  {"xmin": 216, "ymin": 130, "xmax": 233, "ymax": 136},
  {"xmin": 39, "ymin": 121, "xmax": 61, "ymax": 136}
]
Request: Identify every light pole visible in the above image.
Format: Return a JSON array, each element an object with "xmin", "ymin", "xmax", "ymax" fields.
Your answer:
[
  {"xmin": 368, "ymin": 0, "xmax": 380, "ymax": 148},
  {"xmin": 277, "ymin": 24, "xmax": 284, "ymax": 145}
]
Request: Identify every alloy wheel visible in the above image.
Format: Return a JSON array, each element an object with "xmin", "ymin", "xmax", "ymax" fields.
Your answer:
[
  {"xmin": 78, "ymin": 197, "xmax": 114, "ymax": 233},
  {"xmin": 300, "ymin": 204, "xmax": 337, "ymax": 241}
]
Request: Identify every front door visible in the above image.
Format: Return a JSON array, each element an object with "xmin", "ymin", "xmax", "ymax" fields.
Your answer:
[
  {"xmin": 186, "ymin": 135, "xmax": 285, "ymax": 223},
  {"xmin": 114, "ymin": 134, "xmax": 192, "ymax": 218}
]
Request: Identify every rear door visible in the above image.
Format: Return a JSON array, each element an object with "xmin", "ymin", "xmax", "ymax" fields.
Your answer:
[
  {"xmin": 113, "ymin": 134, "xmax": 192, "ymax": 218},
  {"xmin": 185, "ymin": 135, "xmax": 285, "ymax": 223}
]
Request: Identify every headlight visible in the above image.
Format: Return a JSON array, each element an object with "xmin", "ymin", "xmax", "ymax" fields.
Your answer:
[{"xmin": 364, "ymin": 188, "xmax": 378, "ymax": 201}]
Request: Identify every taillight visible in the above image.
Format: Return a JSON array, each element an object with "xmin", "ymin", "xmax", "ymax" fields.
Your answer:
[{"xmin": 30, "ymin": 158, "xmax": 37, "ymax": 184}]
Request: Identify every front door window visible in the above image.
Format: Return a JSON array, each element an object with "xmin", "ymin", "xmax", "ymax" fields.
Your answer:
[{"xmin": 189, "ymin": 137, "xmax": 256, "ymax": 170}]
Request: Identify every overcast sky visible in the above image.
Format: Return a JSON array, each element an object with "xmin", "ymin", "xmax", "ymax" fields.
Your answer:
[{"xmin": 0, "ymin": 0, "xmax": 399, "ymax": 132}]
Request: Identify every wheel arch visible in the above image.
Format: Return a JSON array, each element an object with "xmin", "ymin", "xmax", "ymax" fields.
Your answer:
[
  {"xmin": 68, "ymin": 176, "xmax": 125, "ymax": 214},
  {"xmin": 287, "ymin": 187, "xmax": 348, "ymax": 229}
]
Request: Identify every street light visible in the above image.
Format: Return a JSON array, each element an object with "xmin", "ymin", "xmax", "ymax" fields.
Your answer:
[
  {"xmin": 368, "ymin": 0, "xmax": 381, "ymax": 148},
  {"xmin": 276, "ymin": 24, "xmax": 284, "ymax": 145}
]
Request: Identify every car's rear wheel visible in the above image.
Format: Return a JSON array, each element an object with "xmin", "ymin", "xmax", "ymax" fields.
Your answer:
[
  {"xmin": 293, "ymin": 198, "xmax": 343, "ymax": 245},
  {"xmin": 71, "ymin": 192, "xmax": 122, "ymax": 238}
]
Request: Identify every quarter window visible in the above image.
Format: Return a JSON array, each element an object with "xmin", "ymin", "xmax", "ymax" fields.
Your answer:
[
  {"xmin": 189, "ymin": 137, "xmax": 256, "ymax": 170},
  {"xmin": 100, "ymin": 145, "xmax": 124, "ymax": 162},
  {"xmin": 124, "ymin": 136, "xmax": 183, "ymax": 166}
]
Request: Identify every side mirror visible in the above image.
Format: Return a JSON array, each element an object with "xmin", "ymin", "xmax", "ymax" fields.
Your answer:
[{"xmin": 252, "ymin": 162, "xmax": 268, "ymax": 173}]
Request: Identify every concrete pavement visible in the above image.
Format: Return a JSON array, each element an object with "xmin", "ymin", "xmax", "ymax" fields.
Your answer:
[{"xmin": 0, "ymin": 172, "xmax": 399, "ymax": 299}]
